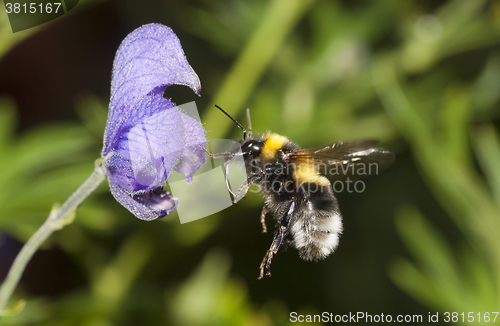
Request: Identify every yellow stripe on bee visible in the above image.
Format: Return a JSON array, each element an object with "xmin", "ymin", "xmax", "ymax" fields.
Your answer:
[
  {"xmin": 292, "ymin": 161, "xmax": 331, "ymax": 187},
  {"xmin": 261, "ymin": 133, "xmax": 289, "ymax": 160}
]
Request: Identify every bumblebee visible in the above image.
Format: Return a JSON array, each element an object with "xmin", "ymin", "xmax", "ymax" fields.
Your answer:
[{"xmin": 211, "ymin": 106, "xmax": 394, "ymax": 279}]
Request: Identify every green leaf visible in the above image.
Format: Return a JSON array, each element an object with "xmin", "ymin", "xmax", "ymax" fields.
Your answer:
[{"xmin": 394, "ymin": 206, "xmax": 464, "ymax": 309}]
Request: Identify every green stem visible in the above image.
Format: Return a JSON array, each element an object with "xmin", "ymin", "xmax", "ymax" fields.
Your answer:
[
  {"xmin": 0, "ymin": 160, "xmax": 106, "ymax": 313},
  {"xmin": 203, "ymin": 0, "xmax": 316, "ymax": 140}
]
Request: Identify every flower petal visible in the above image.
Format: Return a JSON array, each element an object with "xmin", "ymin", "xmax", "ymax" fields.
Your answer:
[
  {"xmin": 105, "ymin": 95, "xmax": 189, "ymax": 192},
  {"xmin": 103, "ymin": 23, "xmax": 201, "ymax": 155},
  {"xmin": 174, "ymin": 112, "xmax": 208, "ymax": 182},
  {"xmin": 103, "ymin": 97, "xmax": 207, "ymax": 221},
  {"xmin": 109, "ymin": 183, "xmax": 178, "ymax": 221}
]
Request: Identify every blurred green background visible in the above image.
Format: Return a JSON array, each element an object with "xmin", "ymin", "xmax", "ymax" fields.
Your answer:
[{"xmin": 1, "ymin": 0, "xmax": 500, "ymax": 325}]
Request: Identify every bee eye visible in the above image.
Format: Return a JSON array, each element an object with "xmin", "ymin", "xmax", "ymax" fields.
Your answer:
[{"xmin": 241, "ymin": 140, "xmax": 262, "ymax": 155}]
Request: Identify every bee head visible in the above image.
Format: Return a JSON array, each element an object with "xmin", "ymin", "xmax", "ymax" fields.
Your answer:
[{"xmin": 241, "ymin": 139, "xmax": 263, "ymax": 156}]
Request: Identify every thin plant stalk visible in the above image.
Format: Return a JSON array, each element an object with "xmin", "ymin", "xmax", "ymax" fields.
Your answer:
[{"xmin": 0, "ymin": 160, "xmax": 106, "ymax": 313}]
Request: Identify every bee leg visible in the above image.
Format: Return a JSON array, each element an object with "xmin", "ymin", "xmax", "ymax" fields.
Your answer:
[
  {"xmin": 200, "ymin": 146, "xmax": 214, "ymax": 158},
  {"xmin": 223, "ymin": 160, "xmax": 237, "ymax": 198},
  {"xmin": 259, "ymin": 234, "xmax": 283, "ymax": 279},
  {"xmin": 201, "ymin": 148, "xmax": 239, "ymax": 198},
  {"xmin": 233, "ymin": 171, "xmax": 263, "ymax": 203},
  {"xmin": 258, "ymin": 248, "xmax": 275, "ymax": 279},
  {"xmin": 260, "ymin": 205, "xmax": 270, "ymax": 233},
  {"xmin": 202, "ymin": 147, "xmax": 235, "ymax": 160},
  {"xmin": 258, "ymin": 198, "xmax": 297, "ymax": 279},
  {"xmin": 206, "ymin": 148, "xmax": 241, "ymax": 199}
]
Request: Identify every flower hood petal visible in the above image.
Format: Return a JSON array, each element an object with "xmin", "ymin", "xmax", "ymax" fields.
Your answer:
[
  {"xmin": 103, "ymin": 95, "xmax": 207, "ymax": 220},
  {"xmin": 102, "ymin": 23, "xmax": 201, "ymax": 156}
]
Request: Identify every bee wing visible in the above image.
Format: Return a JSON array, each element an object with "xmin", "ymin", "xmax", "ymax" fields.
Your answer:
[{"xmin": 288, "ymin": 140, "xmax": 395, "ymax": 177}]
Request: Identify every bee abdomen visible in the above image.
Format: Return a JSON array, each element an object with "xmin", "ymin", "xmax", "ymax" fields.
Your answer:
[{"xmin": 290, "ymin": 193, "xmax": 342, "ymax": 261}]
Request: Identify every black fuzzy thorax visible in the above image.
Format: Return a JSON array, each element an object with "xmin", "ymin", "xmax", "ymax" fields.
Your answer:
[{"xmin": 241, "ymin": 134, "xmax": 339, "ymax": 232}]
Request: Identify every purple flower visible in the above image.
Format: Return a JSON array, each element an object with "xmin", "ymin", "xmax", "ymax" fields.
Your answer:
[{"xmin": 101, "ymin": 24, "xmax": 207, "ymax": 220}]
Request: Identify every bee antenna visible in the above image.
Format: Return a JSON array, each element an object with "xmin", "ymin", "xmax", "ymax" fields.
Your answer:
[
  {"xmin": 214, "ymin": 104, "xmax": 247, "ymax": 139},
  {"xmin": 246, "ymin": 108, "xmax": 253, "ymax": 138}
]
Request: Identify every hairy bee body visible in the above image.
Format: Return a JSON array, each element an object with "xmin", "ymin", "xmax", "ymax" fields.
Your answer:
[
  {"xmin": 212, "ymin": 105, "xmax": 394, "ymax": 278},
  {"xmin": 243, "ymin": 133, "xmax": 343, "ymax": 262}
]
